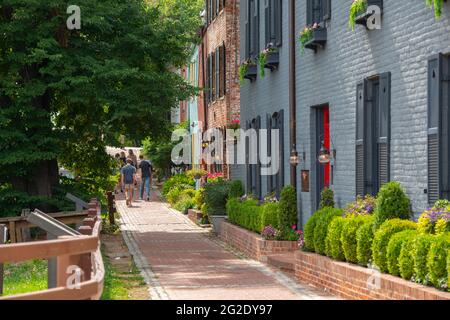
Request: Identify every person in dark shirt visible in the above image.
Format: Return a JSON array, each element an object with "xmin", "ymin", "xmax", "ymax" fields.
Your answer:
[
  {"xmin": 121, "ymin": 158, "xmax": 137, "ymax": 207},
  {"xmin": 138, "ymin": 155, "xmax": 152, "ymax": 201}
]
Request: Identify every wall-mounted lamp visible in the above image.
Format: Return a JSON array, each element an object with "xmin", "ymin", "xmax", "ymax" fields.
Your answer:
[
  {"xmin": 290, "ymin": 144, "xmax": 301, "ymax": 166},
  {"xmin": 318, "ymin": 139, "xmax": 337, "ymax": 166}
]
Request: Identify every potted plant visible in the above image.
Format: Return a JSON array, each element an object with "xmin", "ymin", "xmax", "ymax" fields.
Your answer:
[
  {"xmin": 204, "ymin": 180, "xmax": 231, "ymax": 234},
  {"xmin": 239, "ymin": 59, "xmax": 257, "ymax": 84},
  {"xmin": 299, "ymin": 23, "xmax": 327, "ymax": 54},
  {"xmin": 257, "ymin": 43, "xmax": 279, "ymax": 78},
  {"xmin": 426, "ymin": 0, "xmax": 446, "ymax": 19},
  {"xmin": 349, "ymin": 0, "xmax": 383, "ymax": 30}
]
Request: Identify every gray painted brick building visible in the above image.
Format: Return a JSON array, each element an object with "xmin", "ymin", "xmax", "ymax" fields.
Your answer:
[{"xmin": 234, "ymin": 0, "xmax": 450, "ymax": 226}]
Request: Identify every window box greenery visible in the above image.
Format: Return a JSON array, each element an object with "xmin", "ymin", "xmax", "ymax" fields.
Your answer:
[
  {"xmin": 349, "ymin": 0, "xmax": 383, "ymax": 30},
  {"xmin": 239, "ymin": 59, "xmax": 257, "ymax": 84},
  {"xmin": 299, "ymin": 24, "xmax": 327, "ymax": 54},
  {"xmin": 426, "ymin": 0, "xmax": 447, "ymax": 19},
  {"xmin": 257, "ymin": 43, "xmax": 279, "ymax": 78}
]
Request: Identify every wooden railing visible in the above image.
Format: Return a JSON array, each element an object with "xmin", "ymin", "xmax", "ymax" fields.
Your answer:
[
  {"xmin": 0, "ymin": 199, "xmax": 104, "ymax": 300},
  {"xmin": 0, "ymin": 211, "xmax": 89, "ymax": 243}
]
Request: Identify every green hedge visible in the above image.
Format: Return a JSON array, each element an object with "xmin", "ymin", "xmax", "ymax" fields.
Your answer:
[
  {"xmin": 261, "ymin": 202, "xmax": 280, "ymax": 230},
  {"xmin": 204, "ymin": 180, "xmax": 231, "ymax": 216},
  {"xmin": 387, "ymin": 230, "xmax": 417, "ymax": 277},
  {"xmin": 342, "ymin": 215, "xmax": 372, "ymax": 264},
  {"xmin": 372, "ymin": 219, "xmax": 417, "ymax": 273},
  {"xmin": 325, "ymin": 216, "xmax": 346, "ymax": 261},
  {"xmin": 427, "ymin": 234, "xmax": 450, "ymax": 289},
  {"xmin": 356, "ymin": 216, "xmax": 375, "ymax": 267},
  {"xmin": 413, "ymin": 234, "xmax": 435, "ymax": 285},
  {"xmin": 226, "ymin": 198, "xmax": 263, "ymax": 233},
  {"xmin": 162, "ymin": 174, "xmax": 195, "ymax": 196},
  {"xmin": 313, "ymin": 208, "xmax": 344, "ymax": 255},
  {"xmin": 398, "ymin": 233, "xmax": 417, "ymax": 280}
]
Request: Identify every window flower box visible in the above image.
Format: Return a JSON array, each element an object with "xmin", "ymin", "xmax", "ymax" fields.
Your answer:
[
  {"xmin": 239, "ymin": 60, "xmax": 257, "ymax": 84},
  {"xmin": 303, "ymin": 27, "xmax": 327, "ymax": 53},
  {"xmin": 264, "ymin": 51, "xmax": 279, "ymax": 70},
  {"xmin": 354, "ymin": 0, "xmax": 383, "ymax": 28},
  {"xmin": 257, "ymin": 43, "xmax": 279, "ymax": 78}
]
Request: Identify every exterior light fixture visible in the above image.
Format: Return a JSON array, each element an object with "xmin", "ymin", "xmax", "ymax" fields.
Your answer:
[
  {"xmin": 290, "ymin": 144, "xmax": 300, "ymax": 166},
  {"xmin": 318, "ymin": 141, "xmax": 331, "ymax": 165}
]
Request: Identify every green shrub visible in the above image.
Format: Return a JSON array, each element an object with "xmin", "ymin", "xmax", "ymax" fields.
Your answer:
[
  {"xmin": 373, "ymin": 182, "xmax": 411, "ymax": 230},
  {"xmin": 278, "ymin": 186, "xmax": 298, "ymax": 231},
  {"xmin": 319, "ymin": 188, "xmax": 335, "ymax": 209},
  {"xmin": 399, "ymin": 232, "xmax": 418, "ymax": 280},
  {"xmin": 174, "ymin": 196, "xmax": 194, "ymax": 214},
  {"xmin": 413, "ymin": 234, "xmax": 434, "ymax": 285},
  {"xmin": 387, "ymin": 230, "xmax": 417, "ymax": 277},
  {"xmin": 313, "ymin": 208, "xmax": 344, "ymax": 255},
  {"xmin": 372, "ymin": 219, "xmax": 417, "ymax": 273},
  {"xmin": 356, "ymin": 216, "xmax": 375, "ymax": 267},
  {"xmin": 447, "ymin": 249, "xmax": 450, "ymax": 291},
  {"xmin": 427, "ymin": 234, "xmax": 450, "ymax": 289},
  {"xmin": 229, "ymin": 180, "xmax": 245, "ymax": 199},
  {"xmin": 166, "ymin": 187, "xmax": 182, "ymax": 206},
  {"xmin": 193, "ymin": 188, "xmax": 205, "ymax": 210},
  {"xmin": 204, "ymin": 180, "xmax": 231, "ymax": 216},
  {"xmin": 325, "ymin": 216, "xmax": 346, "ymax": 261},
  {"xmin": 181, "ymin": 189, "xmax": 196, "ymax": 198},
  {"xmin": 341, "ymin": 215, "xmax": 369, "ymax": 264},
  {"xmin": 261, "ymin": 202, "xmax": 280, "ymax": 229},
  {"xmin": 304, "ymin": 210, "xmax": 325, "ymax": 252},
  {"xmin": 162, "ymin": 174, "xmax": 195, "ymax": 196},
  {"xmin": 227, "ymin": 198, "xmax": 263, "ymax": 233}
]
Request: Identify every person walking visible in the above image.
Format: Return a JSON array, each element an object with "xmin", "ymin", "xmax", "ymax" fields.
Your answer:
[
  {"xmin": 128, "ymin": 149, "xmax": 138, "ymax": 168},
  {"xmin": 119, "ymin": 151, "xmax": 127, "ymax": 167},
  {"xmin": 121, "ymin": 158, "xmax": 137, "ymax": 207},
  {"xmin": 138, "ymin": 155, "xmax": 152, "ymax": 201}
]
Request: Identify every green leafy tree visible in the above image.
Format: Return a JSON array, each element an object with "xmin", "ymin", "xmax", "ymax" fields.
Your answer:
[{"xmin": 0, "ymin": 1, "xmax": 201, "ymax": 208}]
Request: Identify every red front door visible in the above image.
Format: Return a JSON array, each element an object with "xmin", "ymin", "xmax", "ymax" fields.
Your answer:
[{"xmin": 323, "ymin": 107, "xmax": 330, "ymax": 188}]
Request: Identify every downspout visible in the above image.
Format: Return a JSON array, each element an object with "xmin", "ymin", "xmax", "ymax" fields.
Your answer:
[
  {"xmin": 288, "ymin": 0, "xmax": 300, "ymax": 224},
  {"xmin": 201, "ymin": 26, "xmax": 208, "ymax": 133}
]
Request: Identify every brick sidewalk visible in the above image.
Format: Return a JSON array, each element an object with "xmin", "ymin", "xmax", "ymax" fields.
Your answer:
[{"xmin": 117, "ymin": 193, "xmax": 336, "ymax": 300}]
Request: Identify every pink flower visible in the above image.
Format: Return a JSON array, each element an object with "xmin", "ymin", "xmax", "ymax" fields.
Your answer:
[{"xmin": 292, "ymin": 225, "xmax": 297, "ymax": 231}]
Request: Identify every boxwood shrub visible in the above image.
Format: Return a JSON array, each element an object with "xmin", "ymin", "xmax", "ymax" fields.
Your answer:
[
  {"xmin": 261, "ymin": 202, "xmax": 280, "ymax": 230},
  {"xmin": 342, "ymin": 215, "xmax": 372, "ymax": 264},
  {"xmin": 398, "ymin": 232, "xmax": 418, "ymax": 280},
  {"xmin": 304, "ymin": 209, "xmax": 327, "ymax": 252},
  {"xmin": 427, "ymin": 234, "xmax": 450, "ymax": 289},
  {"xmin": 313, "ymin": 208, "xmax": 344, "ymax": 255},
  {"xmin": 387, "ymin": 230, "xmax": 417, "ymax": 277},
  {"xmin": 325, "ymin": 216, "xmax": 346, "ymax": 261},
  {"xmin": 372, "ymin": 219, "xmax": 417, "ymax": 273},
  {"xmin": 413, "ymin": 234, "xmax": 435, "ymax": 285},
  {"xmin": 356, "ymin": 216, "xmax": 375, "ymax": 267},
  {"xmin": 226, "ymin": 198, "xmax": 263, "ymax": 233},
  {"xmin": 373, "ymin": 182, "xmax": 411, "ymax": 230},
  {"xmin": 278, "ymin": 186, "xmax": 297, "ymax": 231}
]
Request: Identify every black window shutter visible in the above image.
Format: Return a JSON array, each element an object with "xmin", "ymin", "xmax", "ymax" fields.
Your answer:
[
  {"xmin": 323, "ymin": 0, "xmax": 331, "ymax": 21},
  {"xmin": 206, "ymin": 55, "xmax": 210, "ymax": 103},
  {"xmin": 245, "ymin": 0, "xmax": 251, "ymax": 59},
  {"xmin": 246, "ymin": 120, "xmax": 252, "ymax": 192},
  {"xmin": 264, "ymin": 0, "xmax": 271, "ymax": 47},
  {"xmin": 256, "ymin": 116, "xmax": 262, "ymax": 199},
  {"xmin": 222, "ymin": 44, "xmax": 226, "ymax": 96},
  {"xmin": 206, "ymin": 0, "xmax": 210, "ymax": 25},
  {"xmin": 216, "ymin": 47, "xmax": 220, "ymax": 99},
  {"xmin": 356, "ymin": 81, "xmax": 366, "ymax": 197},
  {"xmin": 428, "ymin": 55, "xmax": 442, "ymax": 204},
  {"xmin": 442, "ymin": 55, "xmax": 450, "ymax": 200},
  {"xmin": 210, "ymin": 53, "xmax": 215, "ymax": 101},
  {"xmin": 275, "ymin": 0, "xmax": 282, "ymax": 46},
  {"xmin": 306, "ymin": 0, "xmax": 313, "ymax": 26},
  {"xmin": 277, "ymin": 110, "xmax": 285, "ymax": 197},
  {"xmin": 267, "ymin": 114, "xmax": 273, "ymax": 194},
  {"xmin": 378, "ymin": 72, "xmax": 391, "ymax": 188}
]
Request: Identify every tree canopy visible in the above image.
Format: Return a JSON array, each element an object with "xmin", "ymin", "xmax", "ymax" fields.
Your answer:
[{"xmin": 0, "ymin": 0, "xmax": 202, "ymax": 213}]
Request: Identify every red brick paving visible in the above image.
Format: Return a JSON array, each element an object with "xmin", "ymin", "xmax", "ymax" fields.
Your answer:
[{"xmin": 116, "ymin": 191, "xmax": 336, "ymax": 300}]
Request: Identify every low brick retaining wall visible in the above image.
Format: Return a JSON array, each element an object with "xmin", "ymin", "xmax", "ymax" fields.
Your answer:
[
  {"xmin": 219, "ymin": 220, "xmax": 298, "ymax": 261},
  {"xmin": 295, "ymin": 250, "xmax": 450, "ymax": 300},
  {"xmin": 187, "ymin": 209, "xmax": 203, "ymax": 224}
]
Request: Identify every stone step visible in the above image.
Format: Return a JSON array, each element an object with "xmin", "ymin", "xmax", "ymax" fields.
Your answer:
[{"xmin": 266, "ymin": 253, "xmax": 296, "ymax": 274}]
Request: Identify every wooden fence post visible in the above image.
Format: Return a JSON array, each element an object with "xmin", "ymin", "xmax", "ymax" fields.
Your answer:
[
  {"xmin": 107, "ymin": 191, "xmax": 115, "ymax": 225},
  {"xmin": 0, "ymin": 224, "xmax": 6, "ymax": 295}
]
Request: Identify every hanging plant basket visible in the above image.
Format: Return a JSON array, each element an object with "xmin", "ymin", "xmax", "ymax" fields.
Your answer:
[{"xmin": 354, "ymin": 0, "xmax": 383, "ymax": 29}]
